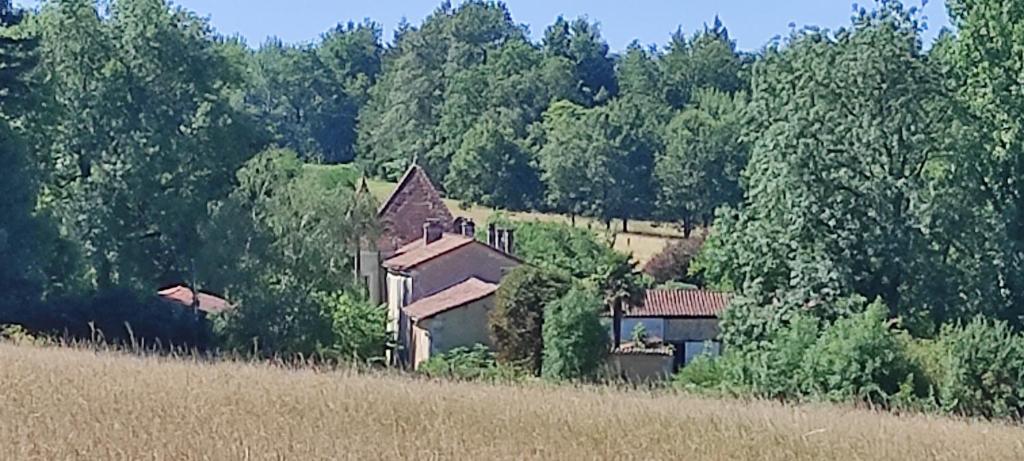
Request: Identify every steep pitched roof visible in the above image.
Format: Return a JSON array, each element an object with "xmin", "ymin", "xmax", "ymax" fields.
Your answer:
[
  {"xmin": 402, "ymin": 277, "xmax": 498, "ymax": 321},
  {"xmin": 625, "ymin": 289, "xmax": 731, "ymax": 318},
  {"xmin": 376, "ymin": 165, "xmax": 454, "ymax": 252},
  {"xmin": 383, "ymin": 233, "xmax": 475, "ymax": 271},
  {"xmin": 157, "ymin": 285, "xmax": 231, "ymax": 314}
]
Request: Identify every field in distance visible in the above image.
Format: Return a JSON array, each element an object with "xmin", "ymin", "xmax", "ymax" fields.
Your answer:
[
  {"xmin": 2, "ymin": 343, "xmax": 1022, "ymax": 460},
  {"xmin": 305, "ymin": 163, "xmax": 683, "ymax": 263}
]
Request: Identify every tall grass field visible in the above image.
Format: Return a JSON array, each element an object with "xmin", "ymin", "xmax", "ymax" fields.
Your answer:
[{"xmin": 1, "ymin": 343, "xmax": 1022, "ymax": 460}]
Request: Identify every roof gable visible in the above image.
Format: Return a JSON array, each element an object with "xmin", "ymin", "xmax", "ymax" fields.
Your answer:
[{"xmin": 376, "ymin": 165, "xmax": 454, "ymax": 251}]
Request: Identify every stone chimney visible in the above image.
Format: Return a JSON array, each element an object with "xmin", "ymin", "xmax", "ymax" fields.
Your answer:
[
  {"xmin": 461, "ymin": 219, "xmax": 476, "ymax": 238},
  {"xmin": 503, "ymin": 228, "xmax": 515, "ymax": 255},
  {"xmin": 423, "ymin": 220, "xmax": 443, "ymax": 245}
]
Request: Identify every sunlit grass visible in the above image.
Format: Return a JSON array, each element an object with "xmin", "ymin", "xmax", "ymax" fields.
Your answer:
[{"xmin": 2, "ymin": 343, "xmax": 1021, "ymax": 460}]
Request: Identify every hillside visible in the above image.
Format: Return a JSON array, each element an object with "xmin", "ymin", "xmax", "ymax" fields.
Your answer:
[
  {"xmin": 304, "ymin": 163, "xmax": 684, "ymax": 263},
  {"xmin": 2, "ymin": 344, "xmax": 1021, "ymax": 460}
]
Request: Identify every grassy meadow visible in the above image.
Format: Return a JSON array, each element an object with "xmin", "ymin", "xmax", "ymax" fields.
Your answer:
[
  {"xmin": 2, "ymin": 343, "xmax": 1022, "ymax": 460},
  {"xmin": 304, "ymin": 163, "xmax": 682, "ymax": 263}
]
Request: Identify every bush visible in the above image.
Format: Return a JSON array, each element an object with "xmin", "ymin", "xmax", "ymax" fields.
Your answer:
[
  {"xmin": 703, "ymin": 298, "xmax": 927, "ymax": 407},
  {"xmin": 480, "ymin": 219, "xmax": 619, "ymax": 280},
  {"xmin": 419, "ymin": 344, "xmax": 524, "ymax": 381},
  {"xmin": 936, "ymin": 318, "xmax": 1024, "ymax": 419},
  {"xmin": 801, "ymin": 301, "xmax": 919, "ymax": 405},
  {"xmin": 318, "ymin": 292, "xmax": 389, "ymax": 363},
  {"xmin": 490, "ymin": 266, "xmax": 569, "ymax": 375},
  {"xmin": 541, "ymin": 286, "xmax": 608, "ymax": 381},
  {"xmin": 19, "ymin": 288, "xmax": 213, "ymax": 349},
  {"xmin": 643, "ymin": 237, "xmax": 704, "ymax": 285},
  {"xmin": 673, "ymin": 354, "xmax": 726, "ymax": 392}
]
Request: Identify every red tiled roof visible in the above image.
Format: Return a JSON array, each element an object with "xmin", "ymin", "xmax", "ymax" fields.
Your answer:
[
  {"xmin": 402, "ymin": 277, "xmax": 498, "ymax": 321},
  {"xmin": 157, "ymin": 285, "xmax": 231, "ymax": 314},
  {"xmin": 626, "ymin": 289, "xmax": 731, "ymax": 318},
  {"xmin": 376, "ymin": 165, "xmax": 454, "ymax": 252},
  {"xmin": 383, "ymin": 233, "xmax": 476, "ymax": 271}
]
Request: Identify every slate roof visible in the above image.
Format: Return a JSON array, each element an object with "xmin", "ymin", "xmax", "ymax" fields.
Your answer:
[
  {"xmin": 383, "ymin": 233, "xmax": 476, "ymax": 271},
  {"xmin": 625, "ymin": 289, "xmax": 731, "ymax": 318},
  {"xmin": 157, "ymin": 285, "xmax": 231, "ymax": 314},
  {"xmin": 402, "ymin": 277, "xmax": 498, "ymax": 321},
  {"xmin": 376, "ymin": 165, "xmax": 454, "ymax": 252}
]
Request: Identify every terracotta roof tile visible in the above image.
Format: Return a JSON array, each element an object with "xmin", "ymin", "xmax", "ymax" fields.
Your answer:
[
  {"xmin": 383, "ymin": 233, "xmax": 476, "ymax": 271},
  {"xmin": 402, "ymin": 277, "xmax": 498, "ymax": 321},
  {"xmin": 626, "ymin": 289, "xmax": 731, "ymax": 318},
  {"xmin": 157, "ymin": 285, "xmax": 231, "ymax": 314},
  {"xmin": 376, "ymin": 165, "xmax": 454, "ymax": 252}
]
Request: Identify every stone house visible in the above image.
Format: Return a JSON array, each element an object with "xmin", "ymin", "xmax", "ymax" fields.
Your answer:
[
  {"xmin": 355, "ymin": 165, "xmax": 520, "ymax": 368},
  {"xmin": 609, "ymin": 289, "xmax": 730, "ymax": 380}
]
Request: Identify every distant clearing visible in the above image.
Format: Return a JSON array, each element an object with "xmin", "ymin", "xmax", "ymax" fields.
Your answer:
[
  {"xmin": 1, "ymin": 344, "xmax": 1022, "ymax": 460},
  {"xmin": 305, "ymin": 163, "xmax": 685, "ymax": 262}
]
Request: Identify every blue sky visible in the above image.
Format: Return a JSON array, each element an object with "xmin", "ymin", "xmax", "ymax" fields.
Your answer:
[{"xmin": 16, "ymin": 1, "xmax": 952, "ymax": 51}]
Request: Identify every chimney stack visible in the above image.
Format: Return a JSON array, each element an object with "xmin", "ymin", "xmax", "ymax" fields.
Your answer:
[
  {"xmin": 503, "ymin": 228, "xmax": 514, "ymax": 255},
  {"xmin": 423, "ymin": 220, "xmax": 443, "ymax": 245},
  {"xmin": 461, "ymin": 219, "xmax": 476, "ymax": 238}
]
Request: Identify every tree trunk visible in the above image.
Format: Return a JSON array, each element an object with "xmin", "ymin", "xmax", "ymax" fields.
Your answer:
[
  {"xmin": 683, "ymin": 219, "xmax": 693, "ymax": 239},
  {"xmin": 622, "ymin": 218, "xmax": 628, "ymax": 233},
  {"xmin": 570, "ymin": 214, "xmax": 576, "ymax": 227}
]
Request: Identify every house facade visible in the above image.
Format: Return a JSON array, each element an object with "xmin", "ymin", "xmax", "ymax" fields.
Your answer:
[
  {"xmin": 610, "ymin": 289, "xmax": 730, "ymax": 379},
  {"xmin": 357, "ymin": 165, "xmax": 520, "ymax": 368}
]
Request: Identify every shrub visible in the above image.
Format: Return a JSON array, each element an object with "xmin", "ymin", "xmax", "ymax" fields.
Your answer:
[
  {"xmin": 673, "ymin": 354, "xmax": 726, "ymax": 392},
  {"xmin": 318, "ymin": 292, "xmax": 389, "ymax": 363},
  {"xmin": 643, "ymin": 237, "xmax": 704, "ymax": 285},
  {"xmin": 491, "ymin": 266, "xmax": 569, "ymax": 375},
  {"xmin": 480, "ymin": 219, "xmax": 619, "ymax": 280},
  {"xmin": 802, "ymin": 301, "xmax": 919, "ymax": 405},
  {"xmin": 24, "ymin": 288, "xmax": 213, "ymax": 349},
  {"xmin": 419, "ymin": 344, "xmax": 524, "ymax": 381},
  {"xmin": 541, "ymin": 286, "xmax": 608, "ymax": 381},
  {"xmin": 936, "ymin": 318, "xmax": 1024, "ymax": 419}
]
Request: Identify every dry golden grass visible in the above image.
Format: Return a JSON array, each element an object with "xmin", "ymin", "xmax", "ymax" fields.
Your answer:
[
  {"xmin": 2, "ymin": 344, "xmax": 1022, "ymax": 460},
  {"xmin": 367, "ymin": 178, "xmax": 682, "ymax": 263}
]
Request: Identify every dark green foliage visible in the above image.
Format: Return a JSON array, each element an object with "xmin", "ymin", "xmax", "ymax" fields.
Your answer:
[
  {"xmin": 245, "ymin": 26, "xmax": 380, "ymax": 163},
  {"xmin": 936, "ymin": 318, "xmax": 1024, "ymax": 419},
  {"xmin": 656, "ymin": 89, "xmax": 746, "ymax": 237},
  {"xmin": 541, "ymin": 285, "xmax": 609, "ymax": 381},
  {"xmin": 418, "ymin": 344, "xmax": 524, "ymax": 381},
  {"xmin": 942, "ymin": 0, "xmax": 1024, "ymax": 327},
  {"xmin": 15, "ymin": 288, "xmax": 214, "ymax": 349},
  {"xmin": 661, "ymin": 19, "xmax": 748, "ymax": 109},
  {"xmin": 200, "ymin": 148, "xmax": 371, "ymax": 358},
  {"xmin": 318, "ymin": 292, "xmax": 389, "ymax": 363},
  {"xmin": 490, "ymin": 266, "xmax": 569, "ymax": 375},
  {"xmin": 698, "ymin": 298, "xmax": 924, "ymax": 406},
  {"xmin": 537, "ymin": 96, "xmax": 667, "ymax": 227},
  {"xmin": 488, "ymin": 220, "xmax": 620, "ymax": 280},
  {"xmin": 444, "ymin": 115, "xmax": 541, "ymax": 209},
  {"xmin": 30, "ymin": 0, "xmax": 265, "ymax": 292},
  {"xmin": 697, "ymin": 6, "xmax": 950, "ymax": 332}
]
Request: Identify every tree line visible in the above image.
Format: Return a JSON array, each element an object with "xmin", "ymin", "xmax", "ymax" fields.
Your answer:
[{"xmin": 2, "ymin": 0, "xmax": 1024, "ymax": 418}]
